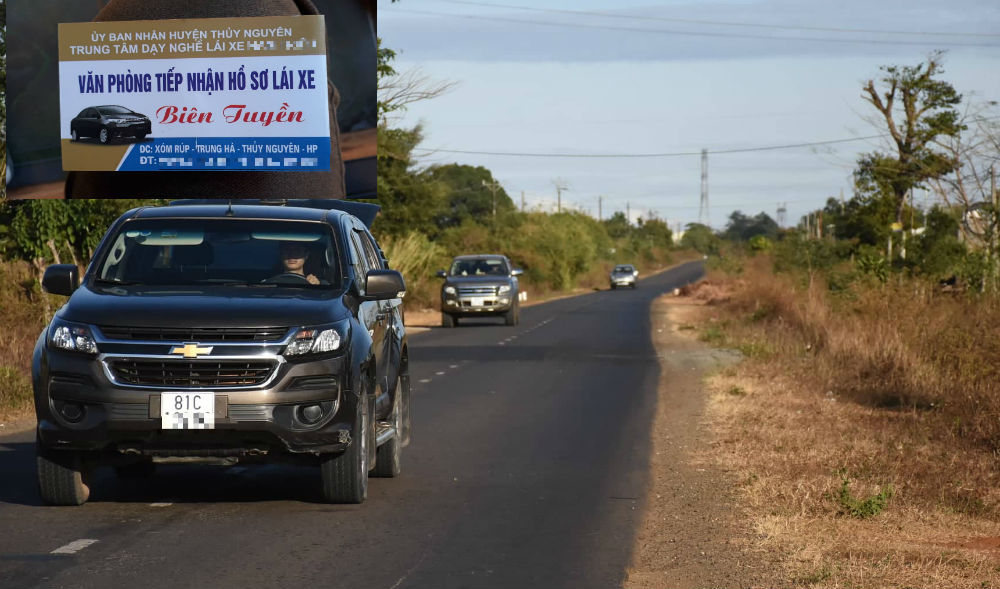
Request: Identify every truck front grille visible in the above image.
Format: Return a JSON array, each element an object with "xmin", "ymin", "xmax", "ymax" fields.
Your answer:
[
  {"xmin": 457, "ymin": 286, "xmax": 498, "ymax": 296},
  {"xmin": 99, "ymin": 326, "xmax": 288, "ymax": 342},
  {"xmin": 108, "ymin": 359, "xmax": 276, "ymax": 388}
]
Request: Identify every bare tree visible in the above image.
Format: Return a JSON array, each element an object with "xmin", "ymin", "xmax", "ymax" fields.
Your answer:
[
  {"xmin": 378, "ymin": 66, "xmax": 455, "ymax": 126},
  {"xmin": 925, "ymin": 101, "xmax": 999, "ymax": 217}
]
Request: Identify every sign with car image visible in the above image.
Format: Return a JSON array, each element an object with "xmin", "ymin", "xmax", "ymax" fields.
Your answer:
[{"xmin": 58, "ymin": 16, "xmax": 331, "ymax": 171}]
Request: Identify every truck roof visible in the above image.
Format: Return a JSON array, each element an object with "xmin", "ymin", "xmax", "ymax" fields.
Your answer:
[
  {"xmin": 163, "ymin": 199, "xmax": 380, "ymax": 228},
  {"xmin": 452, "ymin": 254, "xmax": 507, "ymax": 260},
  {"xmin": 134, "ymin": 204, "xmax": 341, "ymax": 223}
]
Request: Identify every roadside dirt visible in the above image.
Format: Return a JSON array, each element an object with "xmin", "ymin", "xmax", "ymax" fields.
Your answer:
[{"xmin": 625, "ymin": 294, "xmax": 783, "ymax": 589}]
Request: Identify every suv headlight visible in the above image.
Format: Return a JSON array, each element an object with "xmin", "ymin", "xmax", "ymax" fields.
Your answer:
[
  {"xmin": 443, "ymin": 286, "xmax": 456, "ymax": 295},
  {"xmin": 49, "ymin": 319, "xmax": 98, "ymax": 354},
  {"xmin": 497, "ymin": 285, "xmax": 512, "ymax": 294},
  {"xmin": 285, "ymin": 323, "xmax": 348, "ymax": 356}
]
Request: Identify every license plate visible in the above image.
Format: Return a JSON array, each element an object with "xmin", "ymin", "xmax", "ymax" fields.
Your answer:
[
  {"xmin": 470, "ymin": 297, "xmax": 485, "ymax": 307},
  {"xmin": 160, "ymin": 392, "xmax": 215, "ymax": 430}
]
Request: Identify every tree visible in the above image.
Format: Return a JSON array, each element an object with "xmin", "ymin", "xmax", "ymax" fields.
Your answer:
[
  {"xmin": 374, "ymin": 125, "xmax": 448, "ymax": 238},
  {"xmin": 426, "ymin": 164, "xmax": 515, "ymax": 227},
  {"xmin": 602, "ymin": 211, "xmax": 630, "ymax": 239},
  {"xmin": 857, "ymin": 52, "xmax": 964, "ymax": 225},
  {"xmin": 634, "ymin": 217, "xmax": 673, "ymax": 247},
  {"xmin": 723, "ymin": 210, "xmax": 779, "ymax": 242},
  {"xmin": 923, "ymin": 100, "xmax": 1000, "ymax": 240},
  {"xmin": 680, "ymin": 223, "xmax": 719, "ymax": 254}
]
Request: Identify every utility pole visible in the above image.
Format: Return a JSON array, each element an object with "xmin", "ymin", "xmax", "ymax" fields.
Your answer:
[
  {"xmin": 553, "ymin": 179, "xmax": 568, "ymax": 214},
  {"xmin": 481, "ymin": 178, "xmax": 501, "ymax": 221},
  {"xmin": 901, "ymin": 189, "xmax": 910, "ymax": 260},
  {"xmin": 776, "ymin": 202, "xmax": 787, "ymax": 228},
  {"xmin": 991, "ymin": 166, "xmax": 998, "ymax": 293},
  {"xmin": 521, "ymin": 190, "xmax": 525, "ymax": 213},
  {"xmin": 626, "ymin": 202, "xmax": 631, "ymax": 226},
  {"xmin": 699, "ymin": 148, "xmax": 709, "ymax": 227},
  {"xmin": 598, "ymin": 196, "xmax": 602, "ymax": 221}
]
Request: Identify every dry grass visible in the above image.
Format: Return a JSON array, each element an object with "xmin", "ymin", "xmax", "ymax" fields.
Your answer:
[
  {"xmin": 678, "ymin": 256, "xmax": 1000, "ymax": 587},
  {"xmin": 0, "ymin": 260, "xmax": 53, "ymax": 420}
]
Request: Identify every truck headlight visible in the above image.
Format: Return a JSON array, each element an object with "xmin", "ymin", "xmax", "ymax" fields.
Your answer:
[
  {"xmin": 49, "ymin": 319, "xmax": 98, "ymax": 354},
  {"xmin": 497, "ymin": 285, "xmax": 512, "ymax": 294},
  {"xmin": 286, "ymin": 323, "xmax": 347, "ymax": 356},
  {"xmin": 443, "ymin": 286, "xmax": 456, "ymax": 295}
]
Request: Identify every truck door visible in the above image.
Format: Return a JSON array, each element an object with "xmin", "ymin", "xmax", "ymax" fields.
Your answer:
[{"xmin": 347, "ymin": 224, "xmax": 385, "ymax": 401}]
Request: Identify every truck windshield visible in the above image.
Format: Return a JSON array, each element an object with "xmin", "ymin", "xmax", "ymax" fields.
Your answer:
[
  {"xmin": 449, "ymin": 258, "xmax": 509, "ymax": 276},
  {"xmin": 95, "ymin": 218, "xmax": 341, "ymax": 288}
]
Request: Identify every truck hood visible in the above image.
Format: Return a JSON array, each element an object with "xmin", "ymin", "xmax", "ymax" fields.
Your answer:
[
  {"xmin": 443, "ymin": 276, "xmax": 512, "ymax": 287},
  {"xmin": 59, "ymin": 284, "xmax": 349, "ymax": 328}
]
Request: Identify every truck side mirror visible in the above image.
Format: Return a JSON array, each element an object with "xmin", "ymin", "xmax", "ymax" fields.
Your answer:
[
  {"xmin": 365, "ymin": 269, "xmax": 406, "ymax": 301},
  {"xmin": 42, "ymin": 264, "xmax": 80, "ymax": 296}
]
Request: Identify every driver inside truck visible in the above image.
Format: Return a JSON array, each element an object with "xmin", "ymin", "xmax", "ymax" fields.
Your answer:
[{"xmin": 279, "ymin": 241, "xmax": 321, "ymax": 285}]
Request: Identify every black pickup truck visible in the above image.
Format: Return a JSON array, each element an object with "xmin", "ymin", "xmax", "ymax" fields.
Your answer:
[{"xmin": 33, "ymin": 199, "xmax": 410, "ymax": 505}]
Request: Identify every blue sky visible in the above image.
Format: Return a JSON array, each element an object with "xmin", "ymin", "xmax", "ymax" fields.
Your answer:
[{"xmin": 378, "ymin": 0, "xmax": 1000, "ymax": 230}]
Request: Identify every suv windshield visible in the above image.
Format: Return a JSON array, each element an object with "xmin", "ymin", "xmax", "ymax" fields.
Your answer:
[
  {"xmin": 95, "ymin": 218, "xmax": 341, "ymax": 288},
  {"xmin": 614, "ymin": 265, "xmax": 634, "ymax": 273},
  {"xmin": 449, "ymin": 258, "xmax": 508, "ymax": 276}
]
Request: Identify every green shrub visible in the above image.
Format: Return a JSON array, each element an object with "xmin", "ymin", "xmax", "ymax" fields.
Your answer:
[{"xmin": 835, "ymin": 476, "xmax": 894, "ymax": 519}]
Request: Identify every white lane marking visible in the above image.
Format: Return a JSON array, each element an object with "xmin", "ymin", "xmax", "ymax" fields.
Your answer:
[
  {"xmin": 149, "ymin": 502, "xmax": 173, "ymax": 507},
  {"xmin": 449, "ymin": 365, "xmax": 459, "ymax": 369},
  {"xmin": 435, "ymin": 371, "xmax": 445, "ymax": 376},
  {"xmin": 51, "ymin": 539, "xmax": 99, "ymax": 554},
  {"xmin": 419, "ymin": 379, "xmax": 431, "ymax": 384},
  {"xmin": 498, "ymin": 342, "xmax": 505, "ymax": 346}
]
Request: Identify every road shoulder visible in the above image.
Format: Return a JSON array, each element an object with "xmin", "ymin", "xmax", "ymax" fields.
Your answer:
[{"xmin": 625, "ymin": 293, "xmax": 781, "ymax": 588}]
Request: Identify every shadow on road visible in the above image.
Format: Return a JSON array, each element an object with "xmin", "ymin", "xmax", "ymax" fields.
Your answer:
[
  {"xmin": 0, "ymin": 442, "xmax": 43, "ymax": 506},
  {"xmin": 0, "ymin": 437, "xmax": 348, "ymax": 506}
]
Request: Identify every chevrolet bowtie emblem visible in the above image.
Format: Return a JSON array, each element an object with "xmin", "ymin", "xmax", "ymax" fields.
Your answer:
[{"xmin": 170, "ymin": 343, "xmax": 214, "ymax": 358}]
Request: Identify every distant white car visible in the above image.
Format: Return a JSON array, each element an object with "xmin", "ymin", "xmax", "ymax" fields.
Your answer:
[{"xmin": 609, "ymin": 264, "xmax": 638, "ymax": 289}]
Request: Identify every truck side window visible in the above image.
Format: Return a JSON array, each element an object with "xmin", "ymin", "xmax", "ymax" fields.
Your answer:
[
  {"xmin": 348, "ymin": 230, "xmax": 371, "ymax": 292},
  {"xmin": 357, "ymin": 229, "xmax": 383, "ymax": 271}
]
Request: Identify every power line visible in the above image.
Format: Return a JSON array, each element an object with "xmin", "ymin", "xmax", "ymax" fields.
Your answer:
[
  {"xmin": 388, "ymin": 8, "xmax": 1000, "ymax": 48},
  {"xmin": 436, "ymin": 0, "xmax": 1000, "ymax": 38},
  {"xmin": 413, "ymin": 134, "xmax": 885, "ymax": 159}
]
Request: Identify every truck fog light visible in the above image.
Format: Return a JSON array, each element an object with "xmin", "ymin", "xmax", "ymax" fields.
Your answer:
[
  {"xmin": 298, "ymin": 404, "xmax": 324, "ymax": 424},
  {"xmin": 498, "ymin": 297, "xmax": 510, "ymax": 304},
  {"xmin": 59, "ymin": 402, "xmax": 85, "ymax": 423}
]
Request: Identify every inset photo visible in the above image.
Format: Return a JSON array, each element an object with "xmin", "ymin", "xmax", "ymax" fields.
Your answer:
[{"xmin": 7, "ymin": 0, "xmax": 375, "ymax": 199}]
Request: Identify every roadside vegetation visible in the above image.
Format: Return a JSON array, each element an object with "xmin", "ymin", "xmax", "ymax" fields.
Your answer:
[
  {"xmin": 652, "ymin": 51, "xmax": 1000, "ymax": 587},
  {"xmin": 666, "ymin": 53, "xmax": 1000, "ymax": 587}
]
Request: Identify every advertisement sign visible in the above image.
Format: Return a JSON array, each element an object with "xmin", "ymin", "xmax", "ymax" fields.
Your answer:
[{"xmin": 58, "ymin": 16, "xmax": 330, "ymax": 171}]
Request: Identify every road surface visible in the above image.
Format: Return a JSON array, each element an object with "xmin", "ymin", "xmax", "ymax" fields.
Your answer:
[{"xmin": 0, "ymin": 261, "xmax": 704, "ymax": 589}]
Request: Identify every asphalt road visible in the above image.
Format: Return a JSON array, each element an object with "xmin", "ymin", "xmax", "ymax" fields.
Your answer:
[{"xmin": 0, "ymin": 261, "xmax": 704, "ymax": 589}]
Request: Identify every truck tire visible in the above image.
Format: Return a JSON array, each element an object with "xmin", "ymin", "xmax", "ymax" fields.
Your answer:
[
  {"xmin": 504, "ymin": 305, "xmax": 518, "ymax": 326},
  {"xmin": 372, "ymin": 376, "xmax": 403, "ymax": 478},
  {"xmin": 320, "ymin": 388, "xmax": 371, "ymax": 503},
  {"xmin": 37, "ymin": 446, "xmax": 91, "ymax": 506},
  {"xmin": 442, "ymin": 313, "xmax": 456, "ymax": 328}
]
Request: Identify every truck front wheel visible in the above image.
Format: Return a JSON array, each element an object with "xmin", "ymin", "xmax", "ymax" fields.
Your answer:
[{"xmin": 37, "ymin": 445, "xmax": 91, "ymax": 506}]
